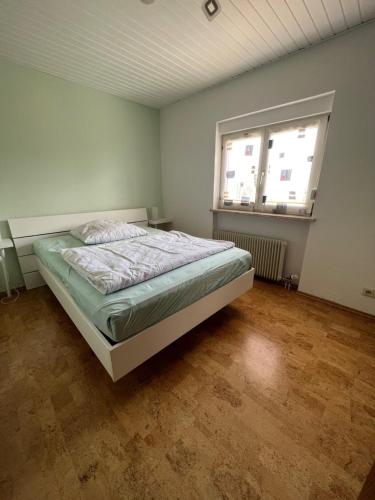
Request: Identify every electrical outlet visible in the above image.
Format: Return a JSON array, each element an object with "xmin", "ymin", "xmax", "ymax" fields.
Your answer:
[{"xmin": 362, "ymin": 288, "xmax": 375, "ymax": 298}]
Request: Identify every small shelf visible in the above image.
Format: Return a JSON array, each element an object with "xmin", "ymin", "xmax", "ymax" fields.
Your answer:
[
  {"xmin": 0, "ymin": 238, "xmax": 14, "ymax": 250},
  {"xmin": 149, "ymin": 217, "xmax": 172, "ymax": 225},
  {"xmin": 211, "ymin": 208, "xmax": 315, "ymax": 222}
]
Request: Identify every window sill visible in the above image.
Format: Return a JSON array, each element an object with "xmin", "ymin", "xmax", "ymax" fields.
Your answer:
[{"xmin": 211, "ymin": 208, "xmax": 316, "ymax": 222}]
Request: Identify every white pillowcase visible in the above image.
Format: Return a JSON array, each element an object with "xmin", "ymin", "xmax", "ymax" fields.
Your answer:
[{"xmin": 71, "ymin": 219, "xmax": 148, "ymax": 244}]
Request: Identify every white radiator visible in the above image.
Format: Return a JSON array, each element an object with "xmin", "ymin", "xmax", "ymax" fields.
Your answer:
[{"xmin": 214, "ymin": 229, "xmax": 287, "ymax": 282}]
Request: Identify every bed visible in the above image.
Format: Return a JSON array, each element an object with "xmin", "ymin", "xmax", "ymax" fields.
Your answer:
[{"xmin": 8, "ymin": 208, "xmax": 255, "ymax": 381}]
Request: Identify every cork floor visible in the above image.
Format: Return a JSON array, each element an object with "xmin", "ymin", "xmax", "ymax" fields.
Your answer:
[{"xmin": 0, "ymin": 281, "xmax": 374, "ymax": 500}]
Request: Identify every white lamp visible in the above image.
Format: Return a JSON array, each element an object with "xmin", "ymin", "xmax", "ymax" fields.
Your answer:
[{"xmin": 151, "ymin": 206, "xmax": 159, "ymax": 220}]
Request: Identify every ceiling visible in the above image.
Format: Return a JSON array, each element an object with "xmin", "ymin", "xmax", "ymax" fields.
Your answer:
[{"xmin": 0, "ymin": 0, "xmax": 374, "ymax": 108}]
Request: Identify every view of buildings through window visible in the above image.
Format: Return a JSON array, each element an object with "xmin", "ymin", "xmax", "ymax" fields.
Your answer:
[
  {"xmin": 221, "ymin": 118, "xmax": 321, "ymax": 215},
  {"xmin": 264, "ymin": 124, "xmax": 318, "ymax": 205},
  {"xmin": 223, "ymin": 133, "xmax": 262, "ymax": 205}
]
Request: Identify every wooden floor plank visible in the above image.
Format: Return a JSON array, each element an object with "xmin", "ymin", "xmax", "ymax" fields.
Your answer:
[{"xmin": 0, "ymin": 281, "xmax": 374, "ymax": 499}]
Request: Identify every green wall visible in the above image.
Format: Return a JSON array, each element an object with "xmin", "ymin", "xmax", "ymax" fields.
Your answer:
[{"xmin": 0, "ymin": 59, "xmax": 162, "ymax": 291}]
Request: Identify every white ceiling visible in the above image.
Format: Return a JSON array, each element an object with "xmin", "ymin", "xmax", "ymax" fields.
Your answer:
[{"xmin": 0, "ymin": 0, "xmax": 374, "ymax": 108}]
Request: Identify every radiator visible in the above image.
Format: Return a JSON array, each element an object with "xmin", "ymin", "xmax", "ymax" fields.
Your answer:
[{"xmin": 213, "ymin": 230, "xmax": 287, "ymax": 282}]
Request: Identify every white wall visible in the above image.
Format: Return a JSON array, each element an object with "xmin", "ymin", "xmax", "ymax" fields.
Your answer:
[{"xmin": 160, "ymin": 22, "xmax": 375, "ymax": 315}]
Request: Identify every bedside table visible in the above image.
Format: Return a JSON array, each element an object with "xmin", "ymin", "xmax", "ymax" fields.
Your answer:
[
  {"xmin": 0, "ymin": 238, "xmax": 14, "ymax": 298},
  {"xmin": 148, "ymin": 217, "xmax": 173, "ymax": 231}
]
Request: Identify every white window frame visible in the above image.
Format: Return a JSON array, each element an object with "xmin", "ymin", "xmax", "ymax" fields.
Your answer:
[{"xmin": 218, "ymin": 113, "xmax": 329, "ymax": 217}]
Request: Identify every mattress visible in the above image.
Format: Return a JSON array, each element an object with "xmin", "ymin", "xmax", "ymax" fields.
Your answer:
[{"xmin": 33, "ymin": 228, "xmax": 252, "ymax": 343}]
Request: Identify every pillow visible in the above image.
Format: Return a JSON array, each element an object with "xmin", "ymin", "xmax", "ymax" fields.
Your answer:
[{"xmin": 71, "ymin": 219, "xmax": 148, "ymax": 244}]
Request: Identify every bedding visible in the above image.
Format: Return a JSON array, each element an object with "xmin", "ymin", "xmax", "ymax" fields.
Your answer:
[
  {"xmin": 33, "ymin": 230, "xmax": 251, "ymax": 343},
  {"xmin": 71, "ymin": 219, "xmax": 147, "ymax": 244},
  {"xmin": 61, "ymin": 231, "xmax": 235, "ymax": 294}
]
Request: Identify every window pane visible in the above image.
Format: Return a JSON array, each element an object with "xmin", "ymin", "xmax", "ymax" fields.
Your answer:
[
  {"xmin": 222, "ymin": 133, "xmax": 262, "ymax": 206},
  {"xmin": 262, "ymin": 123, "xmax": 319, "ymax": 205}
]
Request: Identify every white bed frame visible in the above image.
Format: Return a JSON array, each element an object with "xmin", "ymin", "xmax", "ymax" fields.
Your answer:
[{"xmin": 9, "ymin": 208, "xmax": 254, "ymax": 381}]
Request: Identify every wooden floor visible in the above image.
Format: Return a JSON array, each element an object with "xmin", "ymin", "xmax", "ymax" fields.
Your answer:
[{"xmin": 0, "ymin": 282, "xmax": 374, "ymax": 500}]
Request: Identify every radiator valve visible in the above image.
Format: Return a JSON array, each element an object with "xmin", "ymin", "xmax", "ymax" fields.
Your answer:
[{"xmin": 282, "ymin": 274, "xmax": 299, "ymax": 290}]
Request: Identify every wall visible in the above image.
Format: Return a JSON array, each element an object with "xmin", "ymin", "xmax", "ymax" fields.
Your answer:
[
  {"xmin": 0, "ymin": 59, "xmax": 161, "ymax": 291},
  {"xmin": 161, "ymin": 23, "xmax": 375, "ymax": 315}
]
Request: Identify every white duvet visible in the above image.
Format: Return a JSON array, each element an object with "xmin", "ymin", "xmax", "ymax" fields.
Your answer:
[{"xmin": 61, "ymin": 231, "xmax": 234, "ymax": 294}]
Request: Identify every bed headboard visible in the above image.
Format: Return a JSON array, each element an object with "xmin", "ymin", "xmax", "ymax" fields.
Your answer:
[{"xmin": 8, "ymin": 207, "xmax": 148, "ymax": 289}]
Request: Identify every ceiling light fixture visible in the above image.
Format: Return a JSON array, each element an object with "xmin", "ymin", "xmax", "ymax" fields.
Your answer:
[{"xmin": 203, "ymin": 0, "xmax": 221, "ymax": 21}]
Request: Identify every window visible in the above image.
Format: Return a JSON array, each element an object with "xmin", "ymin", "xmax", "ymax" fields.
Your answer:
[{"xmin": 219, "ymin": 115, "xmax": 329, "ymax": 217}]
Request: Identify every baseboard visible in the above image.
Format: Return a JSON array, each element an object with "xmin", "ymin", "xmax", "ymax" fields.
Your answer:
[{"xmin": 297, "ymin": 291, "xmax": 375, "ymax": 319}]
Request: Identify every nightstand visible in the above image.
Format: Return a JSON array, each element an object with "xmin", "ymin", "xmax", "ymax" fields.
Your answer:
[
  {"xmin": 148, "ymin": 217, "xmax": 173, "ymax": 231},
  {"xmin": 0, "ymin": 238, "xmax": 14, "ymax": 298}
]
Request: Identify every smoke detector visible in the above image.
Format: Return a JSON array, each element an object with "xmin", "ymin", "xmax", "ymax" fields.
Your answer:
[{"xmin": 203, "ymin": 0, "xmax": 221, "ymax": 21}]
